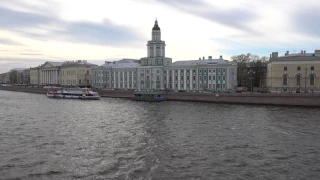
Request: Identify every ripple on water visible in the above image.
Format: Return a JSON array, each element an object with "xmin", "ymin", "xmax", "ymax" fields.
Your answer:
[{"xmin": 0, "ymin": 91, "xmax": 320, "ymax": 179}]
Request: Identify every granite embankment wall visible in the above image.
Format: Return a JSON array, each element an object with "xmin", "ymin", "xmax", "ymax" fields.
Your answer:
[
  {"xmin": 1, "ymin": 86, "xmax": 320, "ymax": 106},
  {"xmin": 0, "ymin": 86, "xmax": 47, "ymax": 94},
  {"xmin": 96, "ymin": 89, "xmax": 320, "ymax": 107},
  {"xmin": 165, "ymin": 92, "xmax": 320, "ymax": 106}
]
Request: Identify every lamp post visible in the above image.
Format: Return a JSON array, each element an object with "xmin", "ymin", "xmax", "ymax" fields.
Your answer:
[{"xmin": 248, "ymin": 69, "xmax": 255, "ymax": 92}]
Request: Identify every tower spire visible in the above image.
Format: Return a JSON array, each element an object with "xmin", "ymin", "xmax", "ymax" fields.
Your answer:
[{"xmin": 152, "ymin": 19, "xmax": 160, "ymax": 31}]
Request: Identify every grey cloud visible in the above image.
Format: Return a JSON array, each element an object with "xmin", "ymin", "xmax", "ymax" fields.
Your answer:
[
  {"xmin": 19, "ymin": 53, "xmax": 43, "ymax": 56},
  {"xmin": 1, "ymin": 0, "xmax": 59, "ymax": 15},
  {"xmin": 155, "ymin": 0, "xmax": 259, "ymax": 34},
  {"xmin": 293, "ymin": 6, "xmax": 320, "ymax": 37},
  {"xmin": 0, "ymin": 7, "xmax": 54, "ymax": 29},
  {"xmin": 58, "ymin": 19, "xmax": 143, "ymax": 46},
  {"xmin": 0, "ymin": 38, "xmax": 23, "ymax": 45},
  {"xmin": 0, "ymin": 7, "xmax": 143, "ymax": 46}
]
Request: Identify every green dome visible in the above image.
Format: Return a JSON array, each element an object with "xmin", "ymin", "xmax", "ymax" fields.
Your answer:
[{"xmin": 152, "ymin": 20, "xmax": 160, "ymax": 31}]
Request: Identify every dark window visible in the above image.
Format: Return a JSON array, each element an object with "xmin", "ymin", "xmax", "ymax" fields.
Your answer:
[
  {"xmin": 283, "ymin": 75, "xmax": 288, "ymax": 85},
  {"xmin": 193, "ymin": 76, "xmax": 195, "ymax": 81},
  {"xmin": 296, "ymin": 75, "xmax": 300, "ymax": 85},
  {"xmin": 311, "ymin": 66, "xmax": 314, "ymax": 71},
  {"xmin": 284, "ymin": 66, "xmax": 287, "ymax": 71},
  {"xmin": 297, "ymin": 66, "xmax": 301, "ymax": 71},
  {"xmin": 310, "ymin": 75, "xmax": 315, "ymax": 85}
]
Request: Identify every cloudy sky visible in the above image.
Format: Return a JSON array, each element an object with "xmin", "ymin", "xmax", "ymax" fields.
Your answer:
[{"xmin": 1, "ymin": 0, "xmax": 320, "ymax": 73}]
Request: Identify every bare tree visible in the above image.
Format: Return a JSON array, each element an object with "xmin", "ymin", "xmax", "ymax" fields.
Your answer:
[
  {"xmin": 9, "ymin": 70, "xmax": 18, "ymax": 84},
  {"xmin": 232, "ymin": 53, "xmax": 269, "ymax": 88}
]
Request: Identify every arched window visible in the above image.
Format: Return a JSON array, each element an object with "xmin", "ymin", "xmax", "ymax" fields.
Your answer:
[
  {"xmin": 296, "ymin": 74, "xmax": 301, "ymax": 86},
  {"xmin": 310, "ymin": 74, "xmax": 315, "ymax": 86},
  {"xmin": 283, "ymin": 74, "xmax": 288, "ymax": 85}
]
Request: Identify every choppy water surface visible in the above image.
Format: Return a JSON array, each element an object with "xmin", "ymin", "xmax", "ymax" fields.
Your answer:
[{"xmin": 0, "ymin": 90, "xmax": 320, "ymax": 180}]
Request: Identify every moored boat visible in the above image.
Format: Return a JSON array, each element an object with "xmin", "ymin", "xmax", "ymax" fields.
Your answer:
[
  {"xmin": 133, "ymin": 90, "xmax": 165, "ymax": 102},
  {"xmin": 47, "ymin": 87, "xmax": 100, "ymax": 100}
]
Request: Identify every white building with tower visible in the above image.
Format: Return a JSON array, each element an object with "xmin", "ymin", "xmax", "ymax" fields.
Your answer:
[{"xmin": 92, "ymin": 20, "xmax": 237, "ymax": 91}]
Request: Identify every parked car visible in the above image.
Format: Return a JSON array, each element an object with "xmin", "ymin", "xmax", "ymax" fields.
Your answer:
[{"xmin": 236, "ymin": 87, "xmax": 247, "ymax": 93}]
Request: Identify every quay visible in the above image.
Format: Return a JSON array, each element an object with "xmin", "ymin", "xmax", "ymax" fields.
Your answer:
[{"xmin": 1, "ymin": 86, "xmax": 320, "ymax": 107}]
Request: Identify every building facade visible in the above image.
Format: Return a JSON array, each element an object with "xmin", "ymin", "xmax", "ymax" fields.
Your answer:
[
  {"xmin": 23, "ymin": 68, "xmax": 30, "ymax": 84},
  {"xmin": 30, "ymin": 67, "xmax": 41, "ymax": 85},
  {"xmin": 267, "ymin": 50, "xmax": 320, "ymax": 92},
  {"xmin": 30, "ymin": 60, "xmax": 97, "ymax": 86},
  {"xmin": 39, "ymin": 61, "xmax": 63, "ymax": 85},
  {"xmin": 60, "ymin": 60, "xmax": 97, "ymax": 87},
  {"xmin": 0, "ymin": 73, "xmax": 8, "ymax": 84},
  {"xmin": 92, "ymin": 20, "xmax": 237, "ymax": 91}
]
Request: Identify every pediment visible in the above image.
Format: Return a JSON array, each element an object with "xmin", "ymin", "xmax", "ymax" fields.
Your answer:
[{"xmin": 42, "ymin": 62, "xmax": 55, "ymax": 68}]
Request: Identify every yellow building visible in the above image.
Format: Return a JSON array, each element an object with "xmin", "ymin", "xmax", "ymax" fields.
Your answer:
[
  {"xmin": 267, "ymin": 50, "xmax": 320, "ymax": 92},
  {"xmin": 29, "ymin": 60, "xmax": 97, "ymax": 87},
  {"xmin": 60, "ymin": 60, "xmax": 97, "ymax": 87},
  {"xmin": 30, "ymin": 67, "xmax": 40, "ymax": 85}
]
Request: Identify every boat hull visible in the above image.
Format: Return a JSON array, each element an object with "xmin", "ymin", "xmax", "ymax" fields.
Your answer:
[
  {"xmin": 47, "ymin": 93, "xmax": 100, "ymax": 100},
  {"xmin": 132, "ymin": 98, "xmax": 164, "ymax": 102}
]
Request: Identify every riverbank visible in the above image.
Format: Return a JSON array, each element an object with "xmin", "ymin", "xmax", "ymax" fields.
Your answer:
[{"xmin": 1, "ymin": 86, "xmax": 320, "ymax": 107}]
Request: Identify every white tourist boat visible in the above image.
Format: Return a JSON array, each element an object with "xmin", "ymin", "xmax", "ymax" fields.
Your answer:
[{"xmin": 46, "ymin": 87, "xmax": 100, "ymax": 100}]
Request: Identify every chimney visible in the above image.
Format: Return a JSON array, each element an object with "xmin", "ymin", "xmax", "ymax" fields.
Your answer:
[
  {"xmin": 203, "ymin": 56, "xmax": 205, "ymax": 60},
  {"xmin": 301, "ymin": 50, "xmax": 303, "ymax": 54},
  {"xmin": 272, "ymin": 52, "xmax": 278, "ymax": 58},
  {"xmin": 219, "ymin": 55, "xmax": 223, "ymax": 59},
  {"xmin": 285, "ymin": 51, "xmax": 289, "ymax": 55},
  {"xmin": 208, "ymin": 56, "xmax": 212, "ymax": 59},
  {"xmin": 199, "ymin": 57, "xmax": 201, "ymax": 60},
  {"xmin": 304, "ymin": 50, "xmax": 306, "ymax": 54}
]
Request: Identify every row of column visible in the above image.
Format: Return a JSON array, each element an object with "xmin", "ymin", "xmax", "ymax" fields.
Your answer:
[
  {"xmin": 41, "ymin": 70, "xmax": 58, "ymax": 85},
  {"xmin": 113, "ymin": 71, "xmax": 136, "ymax": 88},
  {"xmin": 163, "ymin": 68, "xmax": 230, "ymax": 90}
]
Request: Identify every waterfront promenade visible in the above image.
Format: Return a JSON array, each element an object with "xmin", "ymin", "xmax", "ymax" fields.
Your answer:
[{"xmin": 1, "ymin": 86, "xmax": 320, "ymax": 107}]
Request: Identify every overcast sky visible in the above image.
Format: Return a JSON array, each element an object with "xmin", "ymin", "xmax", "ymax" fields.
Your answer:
[{"xmin": 1, "ymin": 0, "xmax": 320, "ymax": 73}]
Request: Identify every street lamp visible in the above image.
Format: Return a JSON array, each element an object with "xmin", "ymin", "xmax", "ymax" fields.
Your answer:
[{"xmin": 248, "ymin": 69, "xmax": 255, "ymax": 92}]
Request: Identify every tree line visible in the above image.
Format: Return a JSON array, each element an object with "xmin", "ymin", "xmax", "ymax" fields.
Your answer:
[{"xmin": 231, "ymin": 53, "xmax": 269, "ymax": 89}]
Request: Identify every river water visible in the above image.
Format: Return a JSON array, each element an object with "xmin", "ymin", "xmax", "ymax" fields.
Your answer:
[{"xmin": 0, "ymin": 90, "xmax": 320, "ymax": 180}]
